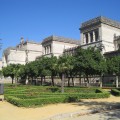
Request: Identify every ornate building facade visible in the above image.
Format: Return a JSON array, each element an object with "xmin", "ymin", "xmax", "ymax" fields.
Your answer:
[
  {"xmin": 2, "ymin": 16, "xmax": 120, "ymax": 68},
  {"xmin": 2, "ymin": 36, "xmax": 79, "ymax": 67},
  {"xmin": 2, "ymin": 38, "xmax": 42, "ymax": 67},
  {"xmin": 80, "ymin": 16, "xmax": 120, "ymax": 53},
  {"xmin": 64, "ymin": 16, "xmax": 120, "ymax": 55},
  {"xmin": 42, "ymin": 35, "xmax": 80, "ymax": 58}
]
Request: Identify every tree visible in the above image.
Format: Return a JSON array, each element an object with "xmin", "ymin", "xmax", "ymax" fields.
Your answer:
[
  {"xmin": 46, "ymin": 56, "xmax": 58, "ymax": 86},
  {"xmin": 17, "ymin": 65, "xmax": 28, "ymax": 84},
  {"xmin": 106, "ymin": 56, "xmax": 120, "ymax": 88},
  {"xmin": 2, "ymin": 64, "xmax": 21, "ymax": 84},
  {"xmin": 106, "ymin": 56, "xmax": 120, "ymax": 75},
  {"xmin": 75, "ymin": 47, "xmax": 107, "ymax": 87},
  {"xmin": 65, "ymin": 55, "xmax": 75, "ymax": 87},
  {"xmin": 37, "ymin": 57, "xmax": 51, "ymax": 85},
  {"xmin": 57, "ymin": 55, "xmax": 72, "ymax": 93},
  {"xmin": 25, "ymin": 61, "xmax": 39, "ymax": 84}
]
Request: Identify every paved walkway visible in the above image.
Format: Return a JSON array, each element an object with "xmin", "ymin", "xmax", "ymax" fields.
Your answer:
[
  {"xmin": 63, "ymin": 109, "xmax": 120, "ymax": 120},
  {"xmin": 1, "ymin": 95, "xmax": 120, "ymax": 120}
]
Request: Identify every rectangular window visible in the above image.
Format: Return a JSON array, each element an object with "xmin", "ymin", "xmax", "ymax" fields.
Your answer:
[
  {"xmin": 90, "ymin": 32, "xmax": 93, "ymax": 42},
  {"xmin": 85, "ymin": 34, "xmax": 88, "ymax": 44},
  {"xmin": 95, "ymin": 30, "xmax": 99, "ymax": 41}
]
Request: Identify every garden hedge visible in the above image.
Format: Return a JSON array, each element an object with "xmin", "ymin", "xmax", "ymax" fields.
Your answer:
[
  {"xmin": 4, "ymin": 85, "xmax": 110, "ymax": 107},
  {"xmin": 111, "ymin": 89, "xmax": 120, "ymax": 96},
  {"xmin": 4, "ymin": 92, "xmax": 110, "ymax": 107}
]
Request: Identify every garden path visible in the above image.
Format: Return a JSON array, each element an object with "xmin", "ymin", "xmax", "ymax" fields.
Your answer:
[{"xmin": 0, "ymin": 95, "xmax": 120, "ymax": 120}]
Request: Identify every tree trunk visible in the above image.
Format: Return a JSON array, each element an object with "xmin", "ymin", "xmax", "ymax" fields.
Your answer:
[
  {"xmin": 41, "ymin": 77, "xmax": 43, "ymax": 85},
  {"xmin": 79, "ymin": 77, "xmax": 81, "ymax": 86},
  {"xmin": 61, "ymin": 73, "xmax": 65, "ymax": 93},
  {"xmin": 86, "ymin": 76, "xmax": 89, "ymax": 87},
  {"xmin": 116, "ymin": 75, "xmax": 119, "ymax": 88},
  {"xmin": 72, "ymin": 77, "xmax": 74, "ymax": 86},
  {"xmin": 32, "ymin": 77, "xmax": 34, "ymax": 85},
  {"xmin": 44, "ymin": 76, "xmax": 46, "ymax": 83},
  {"xmin": 100, "ymin": 76, "xmax": 103, "ymax": 88},
  {"xmin": 17, "ymin": 78, "xmax": 18, "ymax": 83},
  {"xmin": 68, "ymin": 77, "xmax": 70, "ymax": 87},
  {"xmin": 12, "ymin": 77, "xmax": 14, "ymax": 84},
  {"xmin": 25, "ymin": 78, "xmax": 29, "ymax": 85},
  {"xmin": 51, "ymin": 76, "xmax": 54, "ymax": 86}
]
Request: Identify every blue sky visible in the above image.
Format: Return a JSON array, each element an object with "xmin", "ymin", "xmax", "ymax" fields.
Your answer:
[{"xmin": 0, "ymin": 0, "xmax": 120, "ymax": 57}]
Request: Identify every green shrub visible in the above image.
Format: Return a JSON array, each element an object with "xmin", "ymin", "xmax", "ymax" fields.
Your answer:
[
  {"xmin": 111, "ymin": 89, "xmax": 120, "ymax": 96},
  {"xmin": 4, "ymin": 85, "xmax": 110, "ymax": 107},
  {"xmin": 65, "ymin": 96, "xmax": 79, "ymax": 102},
  {"xmin": 64, "ymin": 87, "xmax": 96, "ymax": 93},
  {"xmin": 4, "ymin": 96, "xmax": 67, "ymax": 107},
  {"xmin": 4, "ymin": 91, "xmax": 110, "ymax": 107}
]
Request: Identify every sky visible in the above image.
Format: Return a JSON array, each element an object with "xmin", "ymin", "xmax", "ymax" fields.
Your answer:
[{"xmin": 0, "ymin": 0, "xmax": 120, "ymax": 58}]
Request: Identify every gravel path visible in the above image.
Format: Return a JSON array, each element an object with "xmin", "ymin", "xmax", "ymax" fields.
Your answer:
[
  {"xmin": 63, "ymin": 110, "xmax": 120, "ymax": 120},
  {"xmin": 0, "ymin": 95, "xmax": 120, "ymax": 120}
]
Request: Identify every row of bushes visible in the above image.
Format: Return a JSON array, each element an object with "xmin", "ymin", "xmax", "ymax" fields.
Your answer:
[
  {"xmin": 5, "ymin": 86, "xmax": 98, "ymax": 94},
  {"xmin": 5, "ymin": 91, "xmax": 110, "ymax": 107},
  {"xmin": 5, "ymin": 96, "xmax": 67, "ymax": 107},
  {"xmin": 111, "ymin": 89, "xmax": 120, "ymax": 96},
  {"xmin": 5, "ymin": 92, "xmax": 110, "ymax": 99}
]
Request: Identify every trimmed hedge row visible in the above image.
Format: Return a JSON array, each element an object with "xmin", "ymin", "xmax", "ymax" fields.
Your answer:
[
  {"xmin": 5, "ymin": 96, "xmax": 67, "ymax": 107},
  {"xmin": 5, "ymin": 86, "xmax": 97, "ymax": 94},
  {"xmin": 5, "ymin": 92, "xmax": 110, "ymax": 107},
  {"xmin": 5, "ymin": 92, "xmax": 110, "ymax": 99},
  {"xmin": 4, "ymin": 85, "xmax": 110, "ymax": 107},
  {"xmin": 111, "ymin": 89, "xmax": 120, "ymax": 96}
]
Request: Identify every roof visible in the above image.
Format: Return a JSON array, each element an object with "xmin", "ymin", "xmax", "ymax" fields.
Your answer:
[
  {"xmin": 23, "ymin": 40, "xmax": 41, "ymax": 45},
  {"xmin": 80, "ymin": 16, "xmax": 120, "ymax": 30},
  {"xmin": 42, "ymin": 35, "xmax": 80, "ymax": 45}
]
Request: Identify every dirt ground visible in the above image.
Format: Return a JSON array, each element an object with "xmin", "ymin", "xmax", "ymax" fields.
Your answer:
[{"xmin": 0, "ymin": 95, "xmax": 120, "ymax": 120}]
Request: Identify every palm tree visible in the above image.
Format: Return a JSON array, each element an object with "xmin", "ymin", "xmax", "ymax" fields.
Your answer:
[{"xmin": 57, "ymin": 55, "xmax": 72, "ymax": 93}]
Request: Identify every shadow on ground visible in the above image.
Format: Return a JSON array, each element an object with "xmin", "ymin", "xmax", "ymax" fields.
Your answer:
[{"xmin": 72, "ymin": 99, "xmax": 120, "ymax": 119}]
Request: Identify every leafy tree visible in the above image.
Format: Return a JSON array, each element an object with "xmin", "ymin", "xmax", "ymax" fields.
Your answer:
[
  {"xmin": 106, "ymin": 56, "xmax": 120, "ymax": 75},
  {"xmin": 46, "ymin": 56, "xmax": 58, "ymax": 86},
  {"xmin": 2, "ymin": 64, "xmax": 21, "ymax": 84},
  {"xmin": 25, "ymin": 61, "xmax": 39, "ymax": 84},
  {"xmin": 17, "ymin": 65, "xmax": 28, "ymax": 84},
  {"xmin": 37, "ymin": 57, "xmax": 51, "ymax": 85},
  {"xmin": 75, "ymin": 47, "xmax": 106, "ymax": 87},
  {"xmin": 65, "ymin": 55, "xmax": 76, "ymax": 87}
]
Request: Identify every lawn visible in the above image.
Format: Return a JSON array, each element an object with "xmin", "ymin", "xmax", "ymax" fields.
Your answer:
[{"xmin": 4, "ymin": 84, "xmax": 110, "ymax": 107}]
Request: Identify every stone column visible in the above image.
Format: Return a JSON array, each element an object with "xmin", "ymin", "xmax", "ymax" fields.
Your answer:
[
  {"xmin": 83, "ymin": 34, "xmax": 86, "ymax": 44},
  {"xmin": 116, "ymin": 75, "xmax": 119, "ymax": 88},
  {"xmin": 45, "ymin": 47, "xmax": 46, "ymax": 54},
  {"xmin": 93, "ymin": 31, "xmax": 95, "ymax": 42},
  {"xmin": 47, "ymin": 46, "xmax": 49, "ymax": 54},
  {"xmin": 48, "ymin": 46, "xmax": 50, "ymax": 54},
  {"xmin": 88, "ymin": 33, "xmax": 90, "ymax": 43},
  {"xmin": 44, "ymin": 47, "xmax": 46, "ymax": 54},
  {"xmin": 49, "ymin": 46, "xmax": 50, "ymax": 53},
  {"xmin": 51, "ymin": 43, "xmax": 53, "ymax": 54},
  {"xmin": 98, "ymin": 27, "xmax": 101, "ymax": 41},
  {"xmin": 49, "ymin": 45, "xmax": 51, "ymax": 53}
]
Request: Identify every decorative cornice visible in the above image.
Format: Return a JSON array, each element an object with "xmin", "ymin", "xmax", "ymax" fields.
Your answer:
[
  {"xmin": 23, "ymin": 41, "xmax": 41, "ymax": 45},
  {"xmin": 42, "ymin": 35, "xmax": 80, "ymax": 45},
  {"xmin": 80, "ymin": 16, "xmax": 120, "ymax": 30}
]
